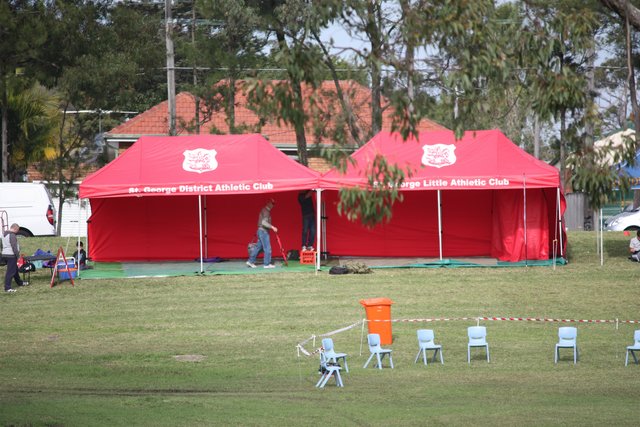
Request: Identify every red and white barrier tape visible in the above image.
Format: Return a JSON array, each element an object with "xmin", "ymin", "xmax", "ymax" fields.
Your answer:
[
  {"xmin": 296, "ymin": 316, "xmax": 640, "ymax": 357},
  {"xmin": 365, "ymin": 317, "xmax": 640, "ymax": 324},
  {"xmin": 297, "ymin": 320, "xmax": 363, "ymax": 357}
]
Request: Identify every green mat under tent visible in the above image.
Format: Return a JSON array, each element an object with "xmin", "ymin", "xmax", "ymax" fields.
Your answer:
[
  {"xmin": 77, "ymin": 256, "xmax": 566, "ymax": 280},
  {"xmin": 78, "ymin": 259, "xmax": 318, "ymax": 279}
]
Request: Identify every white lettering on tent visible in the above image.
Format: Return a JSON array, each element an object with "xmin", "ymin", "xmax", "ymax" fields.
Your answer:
[
  {"xmin": 489, "ymin": 178, "xmax": 509, "ymax": 186},
  {"xmin": 179, "ymin": 185, "xmax": 214, "ymax": 193},
  {"xmin": 215, "ymin": 183, "xmax": 251, "ymax": 192},
  {"xmin": 422, "ymin": 179, "xmax": 448, "ymax": 188},
  {"xmin": 422, "ymin": 144, "xmax": 456, "ymax": 168},
  {"xmin": 449, "ymin": 178, "xmax": 486, "ymax": 187},
  {"xmin": 143, "ymin": 186, "xmax": 177, "ymax": 194},
  {"xmin": 253, "ymin": 182, "xmax": 274, "ymax": 190},
  {"xmin": 183, "ymin": 148, "xmax": 218, "ymax": 173}
]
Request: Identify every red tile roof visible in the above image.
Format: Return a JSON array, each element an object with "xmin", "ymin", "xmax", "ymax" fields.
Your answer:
[{"xmin": 106, "ymin": 80, "xmax": 446, "ymax": 147}]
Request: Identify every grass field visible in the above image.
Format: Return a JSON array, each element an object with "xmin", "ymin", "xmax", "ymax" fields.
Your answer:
[{"xmin": 1, "ymin": 232, "xmax": 639, "ymax": 426}]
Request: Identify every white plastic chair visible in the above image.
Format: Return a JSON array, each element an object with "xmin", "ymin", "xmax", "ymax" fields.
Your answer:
[
  {"xmin": 467, "ymin": 326, "xmax": 490, "ymax": 363},
  {"xmin": 316, "ymin": 352, "xmax": 344, "ymax": 388},
  {"xmin": 414, "ymin": 329, "xmax": 443, "ymax": 365},
  {"xmin": 625, "ymin": 330, "xmax": 640, "ymax": 366},
  {"xmin": 321, "ymin": 338, "xmax": 349, "ymax": 373},
  {"xmin": 363, "ymin": 333, "xmax": 394, "ymax": 369},
  {"xmin": 555, "ymin": 327, "xmax": 579, "ymax": 364}
]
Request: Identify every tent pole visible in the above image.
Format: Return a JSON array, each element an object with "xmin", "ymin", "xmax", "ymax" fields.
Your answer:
[
  {"xmin": 600, "ymin": 208, "xmax": 604, "ymax": 266},
  {"xmin": 437, "ymin": 189, "xmax": 443, "ymax": 261},
  {"xmin": 523, "ymin": 175, "xmax": 528, "ymax": 266},
  {"xmin": 203, "ymin": 196, "xmax": 208, "ymax": 259},
  {"xmin": 198, "ymin": 195, "xmax": 204, "ymax": 274},
  {"xmin": 77, "ymin": 200, "xmax": 82, "ymax": 278},
  {"xmin": 557, "ymin": 188, "xmax": 564, "ymax": 257},
  {"xmin": 315, "ymin": 189, "xmax": 322, "ymax": 272}
]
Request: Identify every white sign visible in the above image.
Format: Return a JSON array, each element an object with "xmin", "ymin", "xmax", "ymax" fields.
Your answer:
[
  {"xmin": 182, "ymin": 148, "xmax": 218, "ymax": 173},
  {"xmin": 422, "ymin": 144, "xmax": 456, "ymax": 168}
]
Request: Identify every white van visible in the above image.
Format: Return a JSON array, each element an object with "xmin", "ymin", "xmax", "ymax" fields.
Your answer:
[{"xmin": 0, "ymin": 183, "xmax": 57, "ymax": 236}]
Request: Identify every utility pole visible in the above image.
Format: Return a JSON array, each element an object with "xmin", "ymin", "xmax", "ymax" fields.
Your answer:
[{"xmin": 165, "ymin": 0, "xmax": 176, "ymax": 136}]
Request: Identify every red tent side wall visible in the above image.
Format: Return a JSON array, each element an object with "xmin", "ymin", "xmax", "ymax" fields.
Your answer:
[
  {"xmin": 88, "ymin": 192, "xmax": 304, "ymax": 261},
  {"xmin": 323, "ymin": 188, "xmax": 560, "ymax": 261}
]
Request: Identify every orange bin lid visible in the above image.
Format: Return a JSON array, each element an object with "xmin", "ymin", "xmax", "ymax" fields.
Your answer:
[{"xmin": 359, "ymin": 297, "xmax": 394, "ymax": 307}]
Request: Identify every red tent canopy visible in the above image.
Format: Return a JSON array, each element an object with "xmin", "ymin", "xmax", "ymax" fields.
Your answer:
[
  {"xmin": 80, "ymin": 134, "xmax": 320, "ymax": 261},
  {"xmin": 320, "ymin": 130, "xmax": 566, "ymax": 262}
]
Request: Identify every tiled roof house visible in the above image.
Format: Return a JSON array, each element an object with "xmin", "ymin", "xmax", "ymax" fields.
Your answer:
[{"xmin": 105, "ymin": 79, "xmax": 447, "ymax": 172}]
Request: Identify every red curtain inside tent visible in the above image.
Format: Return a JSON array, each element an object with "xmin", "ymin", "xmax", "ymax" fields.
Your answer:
[
  {"xmin": 88, "ymin": 191, "xmax": 304, "ymax": 261},
  {"xmin": 323, "ymin": 188, "xmax": 559, "ymax": 261}
]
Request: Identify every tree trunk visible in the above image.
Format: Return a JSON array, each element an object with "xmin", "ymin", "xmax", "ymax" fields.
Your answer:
[
  {"xmin": 165, "ymin": 0, "xmax": 176, "ymax": 136},
  {"xmin": 227, "ymin": 76, "xmax": 236, "ymax": 134},
  {"xmin": 1, "ymin": 93, "xmax": 8, "ymax": 182},
  {"xmin": 626, "ymin": 10, "xmax": 640, "ymax": 140},
  {"xmin": 366, "ymin": 2, "xmax": 383, "ymax": 137},
  {"xmin": 275, "ymin": 29, "xmax": 308, "ymax": 165},
  {"xmin": 600, "ymin": 0, "xmax": 640, "ymax": 31},
  {"xmin": 533, "ymin": 115, "xmax": 541, "ymax": 159},
  {"xmin": 560, "ymin": 108, "xmax": 567, "ymax": 192},
  {"xmin": 311, "ymin": 30, "xmax": 363, "ymax": 146}
]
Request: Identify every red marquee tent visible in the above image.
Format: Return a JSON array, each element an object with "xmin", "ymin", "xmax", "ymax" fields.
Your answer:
[
  {"xmin": 80, "ymin": 134, "xmax": 320, "ymax": 264},
  {"xmin": 320, "ymin": 130, "xmax": 566, "ymax": 262}
]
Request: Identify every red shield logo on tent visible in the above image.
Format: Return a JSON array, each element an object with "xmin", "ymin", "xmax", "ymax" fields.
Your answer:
[
  {"xmin": 422, "ymin": 144, "xmax": 456, "ymax": 168},
  {"xmin": 183, "ymin": 149, "xmax": 218, "ymax": 173}
]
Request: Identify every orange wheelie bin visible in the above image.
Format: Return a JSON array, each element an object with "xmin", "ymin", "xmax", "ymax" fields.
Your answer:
[{"xmin": 360, "ymin": 297, "xmax": 394, "ymax": 345}]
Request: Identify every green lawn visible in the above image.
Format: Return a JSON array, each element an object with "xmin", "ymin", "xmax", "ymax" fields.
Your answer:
[{"xmin": 1, "ymin": 232, "xmax": 639, "ymax": 426}]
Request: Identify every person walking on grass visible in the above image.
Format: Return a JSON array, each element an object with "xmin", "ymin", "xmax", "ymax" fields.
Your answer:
[
  {"xmin": 247, "ymin": 198, "xmax": 278, "ymax": 269},
  {"xmin": 2, "ymin": 223, "xmax": 25, "ymax": 293}
]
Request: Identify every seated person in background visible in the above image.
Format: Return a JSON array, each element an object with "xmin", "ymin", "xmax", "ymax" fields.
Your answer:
[
  {"xmin": 629, "ymin": 230, "xmax": 640, "ymax": 262},
  {"xmin": 73, "ymin": 241, "xmax": 92, "ymax": 270}
]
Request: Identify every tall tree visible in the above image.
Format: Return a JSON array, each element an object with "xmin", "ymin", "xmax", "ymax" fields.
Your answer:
[{"xmin": 0, "ymin": 0, "xmax": 47, "ymax": 182}]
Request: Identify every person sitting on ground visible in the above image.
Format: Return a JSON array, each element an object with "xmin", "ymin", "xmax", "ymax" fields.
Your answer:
[
  {"xmin": 629, "ymin": 230, "xmax": 640, "ymax": 262},
  {"xmin": 73, "ymin": 241, "xmax": 92, "ymax": 270}
]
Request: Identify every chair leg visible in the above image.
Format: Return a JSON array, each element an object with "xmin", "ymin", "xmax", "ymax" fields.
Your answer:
[
  {"xmin": 343, "ymin": 357, "xmax": 349, "ymax": 373},
  {"xmin": 334, "ymin": 369, "xmax": 343, "ymax": 387},
  {"xmin": 414, "ymin": 348, "xmax": 422, "ymax": 364},
  {"xmin": 633, "ymin": 350, "xmax": 639, "ymax": 365},
  {"xmin": 486, "ymin": 345, "xmax": 490, "ymax": 363},
  {"xmin": 363, "ymin": 353, "xmax": 375, "ymax": 369},
  {"xmin": 316, "ymin": 372, "xmax": 328, "ymax": 388},
  {"xmin": 573, "ymin": 347, "xmax": 577, "ymax": 365},
  {"xmin": 389, "ymin": 352, "xmax": 394, "ymax": 369},
  {"xmin": 376, "ymin": 353, "xmax": 382, "ymax": 369},
  {"xmin": 555, "ymin": 345, "xmax": 558, "ymax": 364},
  {"xmin": 467, "ymin": 346, "xmax": 470, "ymax": 364},
  {"xmin": 625, "ymin": 350, "xmax": 629, "ymax": 366},
  {"xmin": 440, "ymin": 349, "xmax": 444, "ymax": 364},
  {"xmin": 423, "ymin": 349, "xmax": 428, "ymax": 365}
]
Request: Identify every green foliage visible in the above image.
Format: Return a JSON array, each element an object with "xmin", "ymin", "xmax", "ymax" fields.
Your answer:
[{"xmin": 337, "ymin": 154, "xmax": 407, "ymax": 227}]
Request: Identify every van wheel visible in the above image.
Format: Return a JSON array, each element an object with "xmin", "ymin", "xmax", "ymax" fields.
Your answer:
[{"xmin": 17, "ymin": 229, "xmax": 33, "ymax": 237}]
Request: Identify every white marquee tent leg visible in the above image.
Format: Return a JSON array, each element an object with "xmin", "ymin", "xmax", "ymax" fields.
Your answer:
[
  {"xmin": 557, "ymin": 188, "xmax": 564, "ymax": 258},
  {"xmin": 315, "ymin": 189, "xmax": 322, "ymax": 272},
  {"xmin": 437, "ymin": 189, "xmax": 443, "ymax": 261},
  {"xmin": 198, "ymin": 195, "xmax": 204, "ymax": 274},
  {"xmin": 523, "ymin": 175, "xmax": 528, "ymax": 264},
  {"xmin": 600, "ymin": 208, "xmax": 604, "ymax": 266}
]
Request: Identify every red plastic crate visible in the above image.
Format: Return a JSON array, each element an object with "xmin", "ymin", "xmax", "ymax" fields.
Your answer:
[{"xmin": 300, "ymin": 250, "xmax": 316, "ymax": 265}]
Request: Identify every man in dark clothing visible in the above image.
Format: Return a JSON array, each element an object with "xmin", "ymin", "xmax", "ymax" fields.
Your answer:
[
  {"xmin": 298, "ymin": 190, "xmax": 316, "ymax": 250},
  {"xmin": 1, "ymin": 223, "xmax": 24, "ymax": 292}
]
